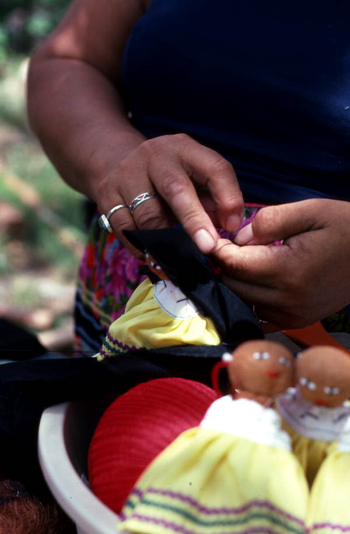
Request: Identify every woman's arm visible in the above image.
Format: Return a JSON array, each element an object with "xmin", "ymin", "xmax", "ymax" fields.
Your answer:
[
  {"xmin": 27, "ymin": 0, "xmax": 243, "ymax": 254},
  {"xmin": 27, "ymin": 0, "xmax": 148, "ymax": 201}
]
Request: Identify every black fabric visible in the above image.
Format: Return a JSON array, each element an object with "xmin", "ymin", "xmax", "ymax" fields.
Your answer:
[
  {"xmin": 0, "ymin": 318, "xmax": 47, "ymax": 360},
  {"xmin": 124, "ymin": 228, "xmax": 214, "ymax": 289},
  {"xmin": 124, "ymin": 228, "xmax": 263, "ymax": 344},
  {"xmin": 0, "ymin": 343, "xmax": 230, "ymax": 493},
  {"xmin": 0, "ymin": 344, "xmax": 230, "ymax": 440}
]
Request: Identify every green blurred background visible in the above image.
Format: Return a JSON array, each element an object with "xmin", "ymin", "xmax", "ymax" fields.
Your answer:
[{"xmin": 0, "ymin": 0, "xmax": 86, "ymax": 353}]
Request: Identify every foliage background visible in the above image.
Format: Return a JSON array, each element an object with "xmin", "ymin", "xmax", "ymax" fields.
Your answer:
[
  {"xmin": 0, "ymin": 0, "xmax": 71, "ymax": 58},
  {"xmin": 0, "ymin": 0, "xmax": 86, "ymax": 354}
]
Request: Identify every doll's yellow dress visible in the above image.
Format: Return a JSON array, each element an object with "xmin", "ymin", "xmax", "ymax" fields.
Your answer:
[
  {"xmin": 119, "ymin": 396, "xmax": 309, "ymax": 534},
  {"xmin": 97, "ymin": 278, "xmax": 220, "ymax": 359},
  {"xmin": 277, "ymin": 388, "xmax": 350, "ymax": 531}
]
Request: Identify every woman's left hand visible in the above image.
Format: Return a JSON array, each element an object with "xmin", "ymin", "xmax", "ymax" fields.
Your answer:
[{"xmin": 213, "ymin": 199, "xmax": 350, "ymax": 332}]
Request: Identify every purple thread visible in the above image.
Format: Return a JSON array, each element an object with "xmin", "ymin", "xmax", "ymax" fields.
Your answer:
[
  {"xmin": 130, "ymin": 488, "xmax": 304, "ymax": 526},
  {"xmin": 99, "ymin": 348, "xmax": 112, "ymax": 359},
  {"xmin": 130, "ymin": 488, "xmax": 143, "ymax": 499},
  {"xmin": 106, "ymin": 331, "xmax": 137, "ymax": 351},
  {"xmin": 312, "ymin": 524, "xmax": 350, "ymax": 532},
  {"xmin": 128, "ymin": 514, "xmax": 289, "ymax": 534}
]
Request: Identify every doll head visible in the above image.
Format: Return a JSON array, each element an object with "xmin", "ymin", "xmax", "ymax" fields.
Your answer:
[
  {"xmin": 145, "ymin": 252, "xmax": 170, "ymax": 281},
  {"xmin": 228, "ymin": 340, "xmax": 294, "ymax": 404},
  {"xmin": 296, "ymin": 346, "xmax": 350, "ymax": 408}
]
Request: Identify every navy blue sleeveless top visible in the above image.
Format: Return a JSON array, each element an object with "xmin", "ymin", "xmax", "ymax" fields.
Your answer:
[{"xmin": 122, "ymin": 0, "xmax": 350, "ymax": 204}]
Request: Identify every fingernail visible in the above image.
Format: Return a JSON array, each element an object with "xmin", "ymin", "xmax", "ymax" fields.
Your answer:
[
  {"xmin": 194, "ymin": 229, "xmax": 217, "ymax": 253},
  {"xmin": 235, "ymin": 223, "xmax": 254, "ymax": 245},
  {"xmin": 226, "ymin": 214, "xmax": 242, "ymax": 232}
]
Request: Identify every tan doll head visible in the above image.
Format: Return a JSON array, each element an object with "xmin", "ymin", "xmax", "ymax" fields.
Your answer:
[
  {"xmin": 228, "ymin": 340, "xmax": 294, "ymax": 404},
  {"xmin": 145, "ymin": 252, "xmax": 170, "ymax": 281},
  {"xmin": 296, "ymin": 346, "xmax": 350, "ymax": 408}
]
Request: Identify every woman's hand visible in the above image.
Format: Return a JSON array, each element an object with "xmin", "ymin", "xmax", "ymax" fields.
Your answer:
[
  {"xmin": 27, "ymin": 0, "xmax": 243, "ymax": 256},
  {"xmin": 97, "ymin": 133, "xmax": 243, "ymax": 255},
  {"xmin": 213, "ymin": 199, "xmax": 350, "ymax": 331}
]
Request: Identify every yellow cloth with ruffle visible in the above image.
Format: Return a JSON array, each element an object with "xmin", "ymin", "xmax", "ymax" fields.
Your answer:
[
  {"xmin": 281, "ymin": 418, "xmax": 338, "ymax": 486},
  {"xmin": 277, "ymin": 391, "xmax": 350, "ymax": 531},
  {"xmin": 308, "ymin": 449, "xmax": 350, "ymax": 528},
  {"xmin": 120, "ymin": 398, "xmax": 309, "ymax": 534},
  {"xmin": 120, "ymin": 396, "xmax": 350, "ymax": 534},
  {"xmin": 98, "ymin": 278, "xmax": 220, "ymax": 358}
]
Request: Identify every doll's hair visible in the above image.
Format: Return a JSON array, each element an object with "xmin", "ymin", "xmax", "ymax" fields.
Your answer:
[{"xmin": 0, "ymin": 479, "xmax": 70, "ymax": 534}]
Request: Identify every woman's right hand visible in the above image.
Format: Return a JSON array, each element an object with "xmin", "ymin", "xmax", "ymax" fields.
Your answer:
[{"xmin": 97, "ymin": 133, "xmax": 243, "ymax": 256}]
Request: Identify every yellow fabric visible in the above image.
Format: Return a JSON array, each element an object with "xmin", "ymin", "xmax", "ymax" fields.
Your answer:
[
  {"xmin": 120, "ymin": 427, "xmax": 309, "ymax": 534},
  {"xmin": 281, "ymin": 418, "xmax": 338, "ymax": 486},
  {"xmin": 120, "ymin": 420, "xmax": 350, "ymax": 534},
  {"xmin": 99, "ymin": 279, "xmax": 220, "ymax": 357},
  {"xmin": 308, "ymin": 450, "xmax": 350, "ymax": 530}
]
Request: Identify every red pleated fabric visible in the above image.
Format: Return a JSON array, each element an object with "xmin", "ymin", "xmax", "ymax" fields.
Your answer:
[{"xmin": 88, "ymin": 378, "xmax": 216, "ymax": 513}]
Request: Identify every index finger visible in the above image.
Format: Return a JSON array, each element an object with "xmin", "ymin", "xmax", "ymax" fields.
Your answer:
[
  {"xmin": 179, "ymin": 136, "xmax": 244, "ymax": 232},
  {"xmin": 146, "ymin": 154, "xmax": 221, "ymax": 253},
  {"xmin": 146, "ymin": 135, "xmax": 243, "ymax": 252}
]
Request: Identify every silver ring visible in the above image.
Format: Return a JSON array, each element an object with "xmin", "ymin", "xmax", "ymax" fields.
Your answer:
[
  {"xmin": 252, "ymin": 304, "xmax": 269, "ymax": 325},
  {"xmin": 98, "ymin": 204, "xmax": 128, "ymax": 233},
  {"xmin": 129, "ymin": 192, "xmax": 158, "ymax": 214}
]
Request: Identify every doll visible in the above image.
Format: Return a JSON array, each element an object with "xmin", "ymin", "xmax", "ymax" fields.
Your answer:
[
  {"xmin": 277, "ymin": 346, "xmax": 350, "ymax": 484},
  {"xmin": 119, "ymin": 340, "xmax": 309, "ymax": 534},
  {"xmin": 97, "ymin": 229, "xmax": 262, "ymax": 358},
  {"xmin": 276, "ymin": 346, "xmax": 350, "ymax": 530},
  {"xmin": 97, "ymin": 248, "xmax": 221, "ymax": 356}
]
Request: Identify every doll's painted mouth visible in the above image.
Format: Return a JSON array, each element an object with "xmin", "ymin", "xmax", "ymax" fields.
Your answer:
[
  {"xmin": 315, "ymin": 399, "xmax": 327, "ymax": 406},
  {"xmin": 267, "ymin": 370, "xmax": 279, "ymax": 378}
]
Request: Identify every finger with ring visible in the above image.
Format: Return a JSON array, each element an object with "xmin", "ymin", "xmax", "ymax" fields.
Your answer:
[
  {"xmin": 129, "ymin": 192, "xmax": 158, "ymax": 214},
  {"xmin": 98, "ymin": 204, "xmax": 128, "ymax": 233}
]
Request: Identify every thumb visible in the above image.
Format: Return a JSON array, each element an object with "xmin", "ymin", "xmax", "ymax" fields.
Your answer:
[{"xmin": 234, "ymin": 200, "xmax": 323, "ymax": 245}]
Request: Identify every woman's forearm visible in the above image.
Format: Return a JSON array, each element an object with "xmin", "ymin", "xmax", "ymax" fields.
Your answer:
[{"xmin": 27, "ymin": 55, "xmax": 146, "ymax": 202}]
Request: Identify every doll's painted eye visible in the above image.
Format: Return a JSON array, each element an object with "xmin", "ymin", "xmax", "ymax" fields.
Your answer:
[
  {"xmin": 324, "ymin": 386, "xmax": 340, "ymax": 395},
  {"xmin": 279, "ymin": 357, "xmax": 290, "ymax": 367},
  {"xmin": 252, "ymin": 352, "xmax": 270, "ymax": 360},
  {"xmin": 299, "ymin": 377, "xmax": 317, "ymax": 390}
]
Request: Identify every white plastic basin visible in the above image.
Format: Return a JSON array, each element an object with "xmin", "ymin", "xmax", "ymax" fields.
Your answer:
[{"xmin": 38, "ymin": 397, "xmax": 121, "ymax": 534}]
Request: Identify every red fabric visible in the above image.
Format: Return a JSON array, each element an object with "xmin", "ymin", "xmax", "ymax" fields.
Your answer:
[{"xmin": 88, "ymin": 378, "xmax": 216, "ymax": 513}]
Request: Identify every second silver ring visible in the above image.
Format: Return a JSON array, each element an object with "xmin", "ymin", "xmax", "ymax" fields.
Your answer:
[{"xmin": 129, "ymin": 192, "xmax": 158, "ymax": 214}]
